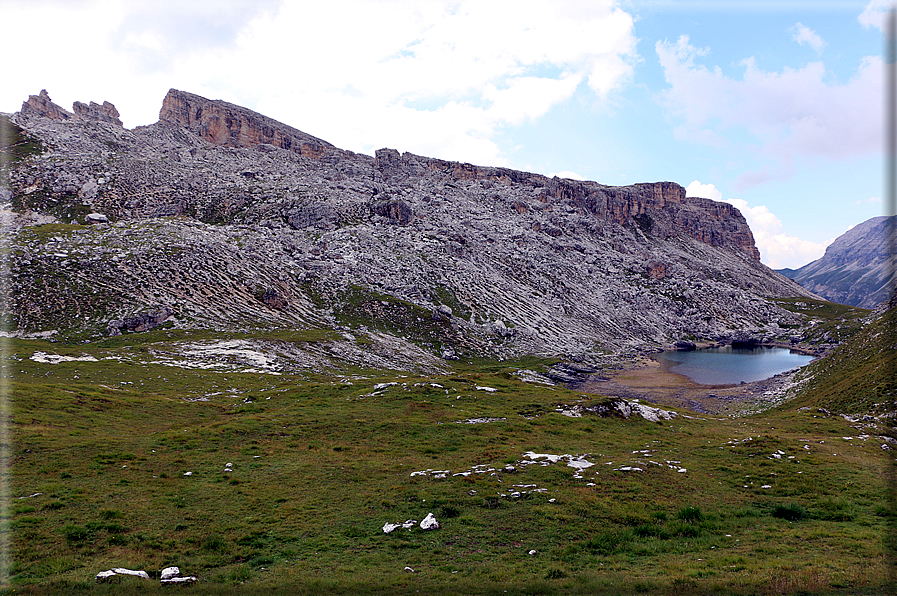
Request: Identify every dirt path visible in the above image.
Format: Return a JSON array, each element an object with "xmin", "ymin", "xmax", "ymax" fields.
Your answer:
[{"xmin": 579, "ymin": 357, "xmax": 806, "ymax": 415}]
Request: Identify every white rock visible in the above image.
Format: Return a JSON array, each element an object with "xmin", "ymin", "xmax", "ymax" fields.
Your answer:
[
  {"xmin": 161, "ymin": 576, "xmax": 197, "ymax": 584},
  {"xmin": 404, "ymin": 566, "xmax": 415, "ymax": 573},
  {"xmin": 95, "ymin": 570, "xmax": 117, "ymax": 582},
  {"xmin": 528, "ymin": 550, "xmax": 537, "ymax": 556},
  {"xmin": 183, "ymin": 471, "xmax": 192, "ymax": 476},
  {"xmin": 420, "ymin": 512, "xmax": 440, "ymax": 530},
  {"xmin": 160, "ymin": 566, "xmax": 180, "ymax": 580},
  {"xmin": 383, "ymin": 522, "xmax": 400, "ymax": 534},
  {"xmin": 111, "ymin": 568, "xmax": 150, "ymax": 579}
]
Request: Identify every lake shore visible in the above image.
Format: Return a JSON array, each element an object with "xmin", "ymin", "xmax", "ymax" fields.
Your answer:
[{"xmin": 579, "ymin": 356, "xmax": 808, "ymax": 416}]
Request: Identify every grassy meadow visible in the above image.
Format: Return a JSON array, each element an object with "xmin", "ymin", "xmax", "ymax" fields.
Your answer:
[{"xmin": 3, "ymin": 327, "xmax": 894, "ymax": 595}]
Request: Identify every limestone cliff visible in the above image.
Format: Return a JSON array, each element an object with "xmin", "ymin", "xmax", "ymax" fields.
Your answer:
[{"xmin": 159, "ymin": 89, "xmax": 332, "ymax": 158}]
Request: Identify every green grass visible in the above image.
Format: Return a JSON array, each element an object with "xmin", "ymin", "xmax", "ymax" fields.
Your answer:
[
  {"xmin": 771, "ymin": 297, "xmax": 872, "ymax": 345},
  {"xmin": 4, "ymin": 331, "xmax": 893, "ymax": 594},
  {"xmin": 788, "ymin": 300, "xmax": 896, "ymax": 414}
]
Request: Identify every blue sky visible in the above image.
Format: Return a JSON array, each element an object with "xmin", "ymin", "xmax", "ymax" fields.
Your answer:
[{"xmin": 0, "ymin": 0, "xmax": 889, "ymax": 269}]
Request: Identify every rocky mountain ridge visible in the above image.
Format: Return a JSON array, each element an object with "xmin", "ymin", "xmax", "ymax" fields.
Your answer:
[
  {"xmin": 1, "ymin": 89, "xmax": 817, "ymax": 361},
  {"xmin": 780, "ymin": 215, "xmax": 895, "ymax": 309}
]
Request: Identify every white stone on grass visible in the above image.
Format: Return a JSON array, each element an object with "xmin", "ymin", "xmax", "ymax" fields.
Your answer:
[
  {"xmin": 161, "ymin": 576, "xmax": 198, "ymax": 584},
  {"xmin": 95, "ymin": 570, "xmax": 117, "ymax": 582},
  {"xmin": 160, "ymin": 567, "xmax": 180, "ymax": 581},
  {"xmin": 420, "ymin": 513, "xmax": 440, "ymax": 530}
]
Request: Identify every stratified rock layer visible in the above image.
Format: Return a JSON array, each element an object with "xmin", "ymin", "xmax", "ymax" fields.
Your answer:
[
  {"xmin": 159, "ymin": 89, "xmax": 332, "ymax": 158},
  {"xmin": 3, "ymin": 89, "xmax": 815, "ymax": 357}
]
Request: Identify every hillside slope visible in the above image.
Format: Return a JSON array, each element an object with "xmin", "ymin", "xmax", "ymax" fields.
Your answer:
[
  {"xmin": 2, "ymin": 89, "xmax": 816, "ymax": 359},
  {"xmin": 788, "ymin": 295, "xmax": 896, "ymax": 414}
]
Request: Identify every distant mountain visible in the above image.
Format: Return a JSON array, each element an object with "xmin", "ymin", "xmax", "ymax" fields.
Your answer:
[{"xmin": 778, "ymin": 215, "xmax": 895, "ymax": 309}]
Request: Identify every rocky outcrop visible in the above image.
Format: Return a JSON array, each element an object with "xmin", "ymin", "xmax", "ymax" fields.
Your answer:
[
  {"xmin": 21, "ymin": 90, "xmax": 123, "ymax": 126},
  {"xmin": 781, "ymin": 215, "xmax": 896, "ymax": 308},
  {"xmin": 159, "ymin": 88, "xmax": 333, "ymax": 158},
  {"xmin": 73, "ymin": 100, "xmax": 123, "ymax": 126},
  {"xmin": 106, "ymin": 307, "xmax": 174, "ymax": 336},
  {"xmin": 373, "ymin": 150, "xmax": 760, "ymax": 261},
  {"xmin": 21, "ymin": 90, "xmax": 74, "ymax": 121}
]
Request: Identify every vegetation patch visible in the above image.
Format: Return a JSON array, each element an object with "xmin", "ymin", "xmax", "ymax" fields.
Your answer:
[{"xmin": 5, "ymin": 333, "xmax": 891, "ymax": 594}]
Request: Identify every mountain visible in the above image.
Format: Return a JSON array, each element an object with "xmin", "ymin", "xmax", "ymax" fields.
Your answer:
[
  {"xmin": 1, "ymin": 89, "xmax": 816, "ymax": 360},
  {"xmin": 779, "ymin": 215, "xmax": 895, "ymax": 309}
]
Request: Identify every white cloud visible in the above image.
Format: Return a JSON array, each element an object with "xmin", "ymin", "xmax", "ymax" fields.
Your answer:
[
  {"xmin": 856, "ymin": 196, "xmax": 882, "ymax": 205},
  {"xmin": 656, "ymin": 35, "xmax": 882, "ymax": 191},
  {"xmin": 0, "ymin": 0, "xmax": 639, "ymax": 167},
  {"xmin": 548, "ymin": 170, "xmax": 588, "ymax": 180},
  {"xmin": 858, "ymin": 0, "xmax": 892, "ymax": 30},
  {"xmin": 790, "ymin": 23, "xmax": 826, "ymax": 54},
  {"xmin": 684, "ymin": 180, "xmax": 722, "ymax": 201},
  {"xmin": 685, "ymin": 181, "xmax": 831, "ymax": 269}
]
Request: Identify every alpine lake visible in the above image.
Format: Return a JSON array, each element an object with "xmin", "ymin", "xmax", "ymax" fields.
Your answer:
[{"xmin": 653, "ymin": 345, "xmax": 816, "ymax": 386}]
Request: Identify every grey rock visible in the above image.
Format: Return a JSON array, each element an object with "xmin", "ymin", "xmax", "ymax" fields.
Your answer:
[
  {"xmin": 3, "ymin": 88, "xmax": 822, "ymax": 361},
  {"xmin": 780, "ymin": 215, "xmax": 896, "ymax": 308},
  {"xmin": 107, "ymin": 307, "xmax": 174, "ymax": 336}
]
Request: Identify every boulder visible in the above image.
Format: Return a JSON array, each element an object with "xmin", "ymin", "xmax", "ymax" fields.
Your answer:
[
  {"xmin": 160, "ymin": 567, "xmax": 180, "ymax": 581},
  {"xmin": 674, "ymin": 340, "xmax": 696, "ymax": 351},
  {"xmin": 731, "ymin": 331, "xmax": 759, "ymax": 348},
  {"xmin": 373, "ymin": 199, "xmax": 414, "ymax": 225},
  {"xmin": 106, "ymin": 307, "xmax": 174, "ymax": 336},
  {"xmin": 96, "ymin": 568, "xmax": 151, "ymax": 582},
  {"xmin": 420, "ymin": 513, "xmax": 440, "ymax": 530}
]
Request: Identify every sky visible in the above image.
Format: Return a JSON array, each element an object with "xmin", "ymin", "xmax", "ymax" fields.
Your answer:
[{"xmin": 0, "ymin": 0, "xmax": 890, "ymax": 269}]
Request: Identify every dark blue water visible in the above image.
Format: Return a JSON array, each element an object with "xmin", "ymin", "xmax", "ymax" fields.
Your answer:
[{"xmin": 654, "ymin": 346, "xmax": 815, "ymax": 385}]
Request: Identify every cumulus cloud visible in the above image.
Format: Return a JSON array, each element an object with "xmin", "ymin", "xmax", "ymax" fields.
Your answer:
[
  {"xmin": 0, "ymin": 0, "xmax": 638, "ymax": 166},
  {"xmin": 858, "ymin": 0, "xmax": 892, "ymax": 30},
  {"xmin": 548, "ymin": 170, "xmax": 588, "ymax": 180},
  {"xmin": 657, "ymin": 35, "xmax": 881, "ymax": 191},
  {"xmin": 685, "ymin": 181, "xmax": 831, "ymax": 269},
  {"xmin": 790, "ymin": 23, "xmax": 826, "ymax": 54}
]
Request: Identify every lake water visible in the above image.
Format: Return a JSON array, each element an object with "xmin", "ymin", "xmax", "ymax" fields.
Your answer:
[{"xmin": 654, "ymin": 346, "xmax": 815, "ymax": 385}]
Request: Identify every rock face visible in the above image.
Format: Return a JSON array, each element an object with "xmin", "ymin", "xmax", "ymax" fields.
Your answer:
[
  {"xmin": 3, "ymin": 88, "xmax": 817, "ymax": 358},
  {"xmin": 73, "ymin": 100, "xmax": 123, "ymax": 126},
  {"xmin": 780, "ymin": 215, "xmax": 895, "ymax": 308},
  {"xmin": 21, "ymin": 90, "xmax": 74, "ymax": 121},
  {"xmin": 159, "ymin": 88, "xmax": 332, "ymax": 158},
  {"xmin": 21, "ymin": 90, "xmax": 123, "ymax": 126}
]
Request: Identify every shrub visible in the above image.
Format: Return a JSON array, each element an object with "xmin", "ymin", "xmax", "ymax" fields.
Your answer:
[
  {"xmin": 677, "ymin": 506, "xmax": 705, "ymax": 523},
  {"xmin": 815, "ymin": 497, "xmax": 855, "ymax": 521},
  {"xmin": 772, "ymin": 503, "xmax": 806, "ymax": 521},
  {"xmin": 63, "ymin": 525, "xmax": 91, "ymax": 544}
]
